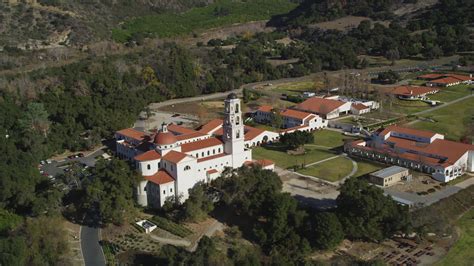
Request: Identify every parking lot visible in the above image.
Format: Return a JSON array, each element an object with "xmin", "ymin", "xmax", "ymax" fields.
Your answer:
[{"xmin": 39, "ymin": 148, "xmax": 107, "ymax": 190}]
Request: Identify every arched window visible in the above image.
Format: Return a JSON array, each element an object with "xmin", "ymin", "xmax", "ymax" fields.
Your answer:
[
  {"xmin": 218, "ymin": 148, "xmax": 221, "ymax": 153},
  {"xmin": 236, "ymin": 116, "xmax": 240, "ymax": 125},
  {"xmin": 196, "ymin": 153, "xmax": 198, "ymax": 158},
  {"xmin": 202, "ymin": 152, "xmax": 204, "ymax": 157},
  {"xmin": 207, "ymin": 150, "xmax": 210, "ymax": 156},
  {"xmin": 235, "ymin": 103, "xmax": 239, "ymax": 113},
  {"xmin": 213, "ymin": 149, "xmax": 215, "ymax": 154},
  {"xmin": 236, "ymin": 130, "xmax": 240, "ymax": 138},
  {"xmin": 184, "ymin": 165, "xmax": 191, "ymax": 171}
]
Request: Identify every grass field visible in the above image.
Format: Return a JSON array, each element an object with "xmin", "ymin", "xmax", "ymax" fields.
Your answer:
[
  {"xmin": 436, "ymin": 209, "xmax": 474, "ymax": 266},
  {"xmin": 270, "ymin": 81, "xmax": 319, "ymax": 96},
  {"xmin": 353, "ymin": 159, "xmax": 385, "ymax": 177},
  {"xmin": 429, "ymin": 84, "xmax": 473, "ymax": 102},
  {"xmin": 112, "ymin": 0, "xmax": 297, "ymax": 42},
  {"xmin": 297, "ymin": 156, "xmax": 353, "ymax": 182},
  {"xmin": 409, "ymin": 96, "xmax": 474, "ymax": 141},
  {"xmin": 312, "ymin": 129, "xmax": 355, "ymax": 148},
  {"xmin": 253, "ymin": 144, "xmax": 335, "ymax": 169}
]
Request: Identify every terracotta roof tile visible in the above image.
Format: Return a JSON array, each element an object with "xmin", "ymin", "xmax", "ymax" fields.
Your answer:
[
  {"xmin": 162, "ymin": 150, "xmax": 188, "ymax": 164},
  {"xmin": 280, "ymin": 109, "xmax": 312, "ymax": 120},
  {"xmin": 181, "ymin": 137, "xmax": 223, "ymax": 152},
  {"xmin": 176, "ymin": 132, "xmax": 208, "ymax": 141},
  {"xmin": 429, "ymin": 77, "xmax": 462, "ymax": 85},
  {"xmin": 116, "ymin": 128, "xmax": 147, "ymax": 141},
  {"xmin": 380, "ymin": 125, "xmax": 437, "ymax": 139},
  {"xmin": 144, "ymin": 170, "xmax": 174, "ymax": 185},
  {"xmin": 167, "ymin": 124, "xmax": 197, "ymax": 135},
  {"xmin": 418, "ymin": 73, "xmax": 445, "ymax": 79},
  {"xmin": 134, "ymin": 150, "xmax": 161, "ymax": 161},
  {"xmin": 257, "ymin": 105, "xmax": 273, "ymax": 112},
  {"xmin": 244, "ymin": 126, "xmax": 265, "ymax": 141},
  {"xmin": 352, "ymin": 103, "xmax": 370, "ymax": 111},
  {"xmin": 198, "ymin": 119, "xmax": 223, "ymax": 134},
  {"xmin": 206, "ymin": 169, "xmax": 219, "ymax": 174},
  {"xmin": 390, "ymin": 86, "xmax": 439, "ymax": 97},
  {"xmin": 294, "ymin": 97, "xmax": 345, "ymax": 115}
]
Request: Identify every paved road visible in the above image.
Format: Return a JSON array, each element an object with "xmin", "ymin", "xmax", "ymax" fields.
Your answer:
[
  {"xmin": 413, "ymin": 93, "xmax": 474, "ymax": 116},
  {"xmin": 80, "ymin": 226, "xmax": 106, "ymax": 266}
]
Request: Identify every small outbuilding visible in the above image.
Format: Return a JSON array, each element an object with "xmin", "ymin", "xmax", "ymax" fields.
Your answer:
[
  {"xmin": 136, "ymin": 220, "xmax": 158, "ymax": 234},
  {"xmin": 369, "ymin": 166, "xmax": 410, "ymax": 187}
]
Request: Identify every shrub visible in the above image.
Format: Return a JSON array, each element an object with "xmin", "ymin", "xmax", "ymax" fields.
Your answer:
[
  {"xmin": 427, "ymin": 188, "xmax": 436, "ymax": 193},
  {"xmin": 150, "ymin": 216, "xmax": 192, "ymax": 238}
]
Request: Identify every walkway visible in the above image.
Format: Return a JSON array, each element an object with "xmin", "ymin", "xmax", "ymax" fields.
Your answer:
[
  {"xmin": 148, "ymin": 234, "xmax": 191, "ymax": 247},
  {"xmin": 80, "ymin": 226, "xmax": 106, "ymax": 266}
]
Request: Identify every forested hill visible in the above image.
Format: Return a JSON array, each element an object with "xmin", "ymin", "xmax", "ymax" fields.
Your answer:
[{"xmin": 268, "ymin": 0, "xmax": 409, "ymax": 27}]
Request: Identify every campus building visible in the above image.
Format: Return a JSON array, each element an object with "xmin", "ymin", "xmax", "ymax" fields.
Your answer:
[
  {"xmin": 418, "ymin": 73, "xmax": 473, "ymax": 87},
  {"xmin": 345, "ymin": 126, "xmax": 474, "ymax": 182},
  {"xmin": 115, "ymin": 94, "xmax": 279, "ymax": 208},
  {"xmin": 254, "ymin": 105, "xmax": 328, "ymax": 130},
  {"xmin": 389, "ymin": 86, "xmax": 440, "ymax": 100},
  {"xmin": 369, "ymin": 166, "xmax": 410, "ymax": 187},
  {"xmin": 292, "ymin": 96, "xmax": 378, "ymax": 119}
]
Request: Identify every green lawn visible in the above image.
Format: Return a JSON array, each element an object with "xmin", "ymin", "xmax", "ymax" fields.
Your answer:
[
  {"xmin": 312, "ymin": 129, "xmax": 356, "ymax": 149},
  {"xmin": 353, "ymin": 159, "xmax": 386, "ymax": 178},
  {"xmin": 297, "ymin": 156, "xmax": 353, "ymax": 182},
  {"xmin": 436, "ymin": 209, "xmax": 474, "ymax": 266},
  {"xmin": 410, "ymin": 96, "xmax": 474, "ymax": 141},
  {"xmin": 429, "ymin": 84, "xmax": 473, "ymax": 102},
  {"xmin": 389, "ymin": 99, "xmax": 433, "ymax": 114},
  {"xmin": 112, "ymin": 0, "xmax": 297, "ymax": 42},
  {"xmin": 270, "ymin": 81, "xmax": 317, "ymax": 96},
  {"xmin": 253, "ymin": 144, "xmax": 335, "ymax": 169}
]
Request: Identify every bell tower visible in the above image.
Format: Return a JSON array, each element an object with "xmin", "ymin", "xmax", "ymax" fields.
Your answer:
[{"xmin": 223, "ymin": 93, "xmax": 246, "ymax": 165}]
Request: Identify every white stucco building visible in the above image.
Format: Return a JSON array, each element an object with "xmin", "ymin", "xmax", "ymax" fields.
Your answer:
[
  {"xmin": 345, "ymin": 125, "xmax": 474, "ymax": 182},
  {"xmin": 115, "ymin": 94, "xmax": 276, "ymax": 208}
]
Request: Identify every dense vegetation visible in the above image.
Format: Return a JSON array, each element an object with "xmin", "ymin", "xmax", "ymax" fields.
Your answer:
[
  {"xmin": 268, "ymin": 0, "xmax": 405, "ymax": 27},
  {"xmin": 112, "ymin": 0, "xmax": 298, "ymax": 42},
  {"xmin": 152, "ymin": 166, "xmax": 410, "ymax": 264}
]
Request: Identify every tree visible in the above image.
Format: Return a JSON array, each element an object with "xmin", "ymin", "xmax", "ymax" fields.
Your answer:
[
  {"xmin": 280, "ymin": 131, "xmax": 314, "ymax": 150},
  {"xmin": 78, "ymin": 159, "xmax": 138, "ymax": 225},
  {"xmin": 18, "ymin": 102, "xmax": 51, "ymax": 137},
  {"xmin": 385, "ymin": 49, "xmax": 400, "ymax": 65},
  {"xmin": 311, "ymin": 212, "xmax": 344, "ymax": 250},
  {"xmin": 270, "ymin": 108, "xmax": 283, "ymax": 129},
  {"xmin": 336, "ymin": 178, "xmax": 410, "ymax": 241},
  {"xmin": 179, "ymin": 183, "xmax": 214, "ymax": 222}
]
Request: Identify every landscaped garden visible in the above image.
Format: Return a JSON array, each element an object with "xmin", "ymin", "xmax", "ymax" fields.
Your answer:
[{"xmin": 253, "ymin": 144, "xmax": 335, "ymax": 169}]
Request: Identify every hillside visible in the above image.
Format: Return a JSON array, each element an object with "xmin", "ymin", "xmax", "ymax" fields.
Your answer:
[{"xmin": 0, "ymin": 0, "xmax": 213, "ymax": 48}]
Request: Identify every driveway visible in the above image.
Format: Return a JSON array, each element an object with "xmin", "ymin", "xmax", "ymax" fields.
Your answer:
[{"xmin": 80, "ymin": 226, "xmax": 106, "ymax": 266}]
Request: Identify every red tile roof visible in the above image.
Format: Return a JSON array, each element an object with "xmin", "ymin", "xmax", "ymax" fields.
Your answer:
[
  {"xmin": 181, "ymin": 137, "xmax": 223, "ymax": 152},
  {"xmin": 244, "ymin": 126, "xmax": 265, "ymax": 141},
  {"xmin": 134, "ymin": 150, "xmax": 161, "ymax": 161},
  {"xmin": 206, "ymin": 169, "xmax": 219, "ymax": 174},
  {"xmin": 281, "ymin": 109, "xmax": 312, "ymax": 120},
  {"xmin": 352, "ymin": 103, "xmax": 370, "ymax": 111},
  {"xmin": 116, "ymin": 128, "xmax": 146, "ymax": 141},
  {"xmin": 446, "ymin": 74, "xmax": 472, "ymax": 81},
  {"xmin": 390, "ymin": 86, "xmax": 439, "ymax": 97},
  {"xmin": 198, "ymin": 119, "xmax": 223, "ymax": 134},
  {"xmin": 257, "ymin": 105, "xmax": 273, "ymax": 112},
  {"xmin": 279, "ymin": 125, "xmax": 307, "ymax": 133},
  {"xmin": 418, "ymin": 73, "xmax": 445, "ymax": 80},
  {"xmin": 429, "ymin": 77, "xmax": 461, "ymax": 85},
  {"xmin": 295, "ymin": 97, "xmax": 345, "ymax": 115},
  {"xmin": 176, "ymin": 132, "xmax": 208, "ymax": 141},
  {"xmin": 167, "ymin": 124, "xmax": 197, "ymax": 135},
  {"xmin": 379, "ymin": 125, "xmax": 438, "ymax": 139},
  {"xmin": 144, "ymin": 170, "xmax": 174, "ymax": 185},
  {"xmin": 385, "ymin": 136, "xmax": 474, "ymax": 165},
  {"xmin": 197, "ymin": 153, "xmax": 226, "ymax": 162},
  {"xmin": 162, "ymin": 150, "xmax": 188, "ymax": 164}
]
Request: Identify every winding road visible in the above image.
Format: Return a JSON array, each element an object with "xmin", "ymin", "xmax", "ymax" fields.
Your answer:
[
  {"xmin": 81, "ymin": 225, "xmax": 106, "ymax": 266},
  {"xmin": 80, "ymin": 225, "xmax": 106, "ymax": 266}
]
